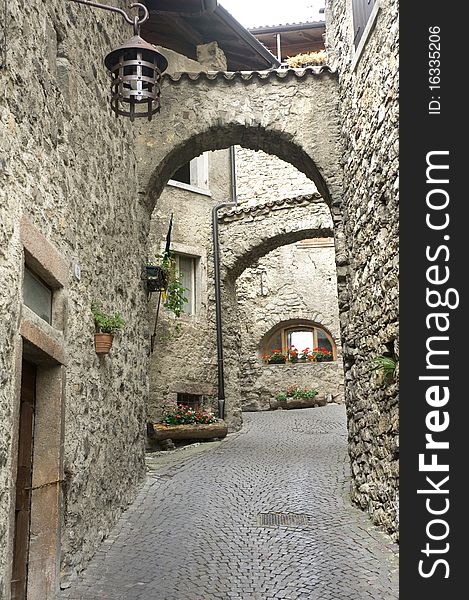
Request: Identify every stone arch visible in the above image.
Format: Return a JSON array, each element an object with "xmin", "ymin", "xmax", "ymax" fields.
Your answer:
[
  {"xmin": 216, "ymin": 193, "xmax": 341, "ymax": 428},
  {"xmin": 217, "ymin": 194, "xmax": 333, "ymax": 280},
  {"xmin": 136, "ymin": 69, "xmax": 343, "ymax": 217}
]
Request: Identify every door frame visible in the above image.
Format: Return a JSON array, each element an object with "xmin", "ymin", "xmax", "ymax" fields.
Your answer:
[{"xmin": 10, "ymin": 342, "xmax": 65, "ymax": 600}]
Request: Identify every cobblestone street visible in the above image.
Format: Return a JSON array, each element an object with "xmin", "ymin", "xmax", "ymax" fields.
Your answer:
[{"xmin": 57, "ymin": 406, "xmax": 398, "ymax": 600}]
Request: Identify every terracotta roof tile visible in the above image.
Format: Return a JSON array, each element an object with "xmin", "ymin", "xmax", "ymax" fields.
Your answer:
[
  {"xmin": 163, "ymin": 66, "xmax": 335, "ymax": 83},
  {"xmin": 218, "ymin": 193, "xmax": 324, "ymax": 220}
]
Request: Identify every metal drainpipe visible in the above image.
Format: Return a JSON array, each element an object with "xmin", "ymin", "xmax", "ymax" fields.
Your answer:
[
  {"xmin": 276, "ymin": 33, "xmax": 282, "ymax": 63},
  {"xmin": 212, "ymin": 146, "xmax": 237, "ymax": 420}
]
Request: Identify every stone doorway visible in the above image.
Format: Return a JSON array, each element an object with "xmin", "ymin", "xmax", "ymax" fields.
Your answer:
[
  {"xmin": 11, "ymin": 360, "xmax": 36, "ymax": 600},
  {"xmin": 10, "ymin": 345, "xmax": 65, "ymax": 599}
]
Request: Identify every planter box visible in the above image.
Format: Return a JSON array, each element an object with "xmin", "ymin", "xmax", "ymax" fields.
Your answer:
[
  {"xmin": 152, "ymin": 420, "xmax": 228, "ymax": 442},
  {"xmin": 269, "ymin": 395, "xmax": 327, "ymax": 410}
]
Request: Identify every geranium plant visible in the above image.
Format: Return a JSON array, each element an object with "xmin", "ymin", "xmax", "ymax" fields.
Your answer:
[
  {"xmin": 287, "ymin": 346, "xmax": 299, "ymax": 363},
  {"xmin": 309, "ymin": 347, "xmax": 333, "ymax": 362},
  {"xmin": 262, "ymin": 349, "xmax": 287, "ymax": 364},
  {"xmin": 161, "ymin": 402, "xmax": 217, "ymax": 426}
]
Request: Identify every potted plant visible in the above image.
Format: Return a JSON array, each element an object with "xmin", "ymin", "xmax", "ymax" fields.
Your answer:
[
  {"xmin": 273, "ymin": 392, "xmax": 288, "ymax": 408},
  {"xmin": 299, "ymin": 347, "xmax": 311, "ymax": 362},
  {"xmin": 262, "ymin": 349, "xmax": 287, "ymax": 365},
  {"xmin": 91, "ymin": 301, "xmax": 125, "ymax": 354}
]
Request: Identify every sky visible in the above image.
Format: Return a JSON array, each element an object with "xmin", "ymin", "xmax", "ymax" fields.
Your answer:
[{"xmin": 219, "ymin": 0, "xmax": 325, "ymax": 28}]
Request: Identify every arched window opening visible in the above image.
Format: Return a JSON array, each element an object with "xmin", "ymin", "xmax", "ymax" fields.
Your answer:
[{"xmin": 262, "ymin": 321, "xmax": 336, "ymax": 363}]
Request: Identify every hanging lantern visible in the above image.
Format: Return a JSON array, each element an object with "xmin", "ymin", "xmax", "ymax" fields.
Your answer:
[
  {"xmin": 104, "ymin": 35, "xmax": 168, "ymax": 121},
  {"xmin": 69, "ymin": 1, "xmax": 168, "ymax": 121}
]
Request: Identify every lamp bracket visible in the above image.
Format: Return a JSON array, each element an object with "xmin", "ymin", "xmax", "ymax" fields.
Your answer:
[{"xmin": 68, "ymin": 1, "xmax": 149, "ymax": 34}]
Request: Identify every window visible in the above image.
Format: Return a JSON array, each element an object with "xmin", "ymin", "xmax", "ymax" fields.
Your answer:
[
  {"xmin": 169, "ymin": 153, "xmax": 209, "ymax": 192},
  {"xmin": 177, "ymin": 393, "xmax": 202, "ymax": 410},
  {"xmin": 263, "ymin": 322, "xmax": 336, "ymax": 360},
  {"xmin": 175, "ymin": 254, "xmax": 197, "ymax": 315},
  {"xmin": 23, "ymin": 267, "xmax": 53, "ymax": 324},
  {"xmin": 352, "ymin": 0, "xmax": 376, "ymax": 49}
]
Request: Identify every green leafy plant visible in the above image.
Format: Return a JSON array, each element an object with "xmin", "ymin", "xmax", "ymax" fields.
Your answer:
[
  {"xmin": 275, "ymin": 392, "xmax": 288, "ymax": 402},
  {"xmin": 164, "ymin": 278, "xmax": 188, "ymax": 317},
  {"xmin": 286, "ymin": 385, "xmax": 318, "ymax": 399},
  {"xmin": 301, "ymin": 389, "xmax": 319, "ymax": 399},
  {"xmin": 151, "ymin": 253, "xmax": 188, "ymax": 318},
  {"xmin": 287, "ymin": 346, "xmax": 299, "ymax": 363},
  {"xmin": 371, "ymin": 355, "xmax": 397, "ymax": 383},
  {"xmin": 91, "ymin": 302, "xmax": 125, "ymax": 334}
]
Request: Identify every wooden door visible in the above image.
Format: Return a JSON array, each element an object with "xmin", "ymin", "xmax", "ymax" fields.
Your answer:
[{"xmin": 11, "ymin": 361, "xmax": 37, "ymax": 600}]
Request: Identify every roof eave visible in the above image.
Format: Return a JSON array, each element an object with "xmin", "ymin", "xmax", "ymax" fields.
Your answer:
[
  {"xmin": 249, "ymin": 21, "xmax": 326, "ymax": 35},
  {"xmin": 215, "ymin": 5, "xmax": 280, "ymax": 69}
]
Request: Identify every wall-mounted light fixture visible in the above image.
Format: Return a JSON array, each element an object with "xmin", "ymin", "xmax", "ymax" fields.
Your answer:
[{"xmin": 69, "ymin": 1, "xmax": 168, "ymax": 121}]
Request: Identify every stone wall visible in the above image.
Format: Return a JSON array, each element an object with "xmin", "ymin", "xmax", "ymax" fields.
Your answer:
[
  {"xmin": 147, "ymin": 148, "xmax": 231, "ymax": 422},
  {"xmin": 0, "ymin": 1, "xmax": 148, "ymax": 593},
  {"xmin": 236, "ymin": 242, "xmax": 343, "ymax": 410},
  {"xmin": 235, "ymin": 147, "xmax": 316, "ymax": 205},
  {"xmin": 325, "ymin": 0, "xmax": 399, "ymax": 538},
  {"xmin": 241, "ymin": 362, "xmax": 344, "ymax": 412}
]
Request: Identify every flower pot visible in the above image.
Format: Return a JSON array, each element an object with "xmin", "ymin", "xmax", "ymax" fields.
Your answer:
[
  {"xmin": 268, "ymin": 358, "xmax": 286, "ymax": 365},
  {"xmin": 270, "ymin": 395, "xmax": 326, "ymax": 410},
  {"xmin": 95, "ymin": 333, "xmax": 113, "ymax": 354}
]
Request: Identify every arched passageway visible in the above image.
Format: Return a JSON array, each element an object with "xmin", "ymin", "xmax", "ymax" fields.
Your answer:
[
  {"xmin": 135, "ymin": 52, "xmax": 396, "ymax": 545},
  {"xmin": 138, "ymin": 69, "xmax": 347, "ymax": 429}
]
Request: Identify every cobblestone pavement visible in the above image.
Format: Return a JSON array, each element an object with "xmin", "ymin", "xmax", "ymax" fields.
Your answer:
[{"xmin": 57, "ymin": 406, "xmax": 399, "ymax": 600}]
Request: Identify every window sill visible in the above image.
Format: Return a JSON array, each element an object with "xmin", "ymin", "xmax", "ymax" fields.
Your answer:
[
  {"xmin": 351, "ymin": 0, "xmax": 381, "ymax": 72},
  {"xmin": 167, "ymin": 180, "xmax": 212, "ymax": 197}
]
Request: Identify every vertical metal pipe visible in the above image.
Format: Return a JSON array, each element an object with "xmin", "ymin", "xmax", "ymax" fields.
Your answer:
[
  {"xmin": 230, "ymin": 144, "xmax": 237, "ymax": 204},
  {"xmin": 212, "ymin": 146, "xmax": 237, "ymax": 420},
  {"xmin": 276, "ymin": 33, "xmax": 282, "ymax": 63}
]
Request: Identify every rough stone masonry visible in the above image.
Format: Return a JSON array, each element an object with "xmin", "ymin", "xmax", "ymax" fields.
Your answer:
[
  {"xmin": 326, "ymin": 0, "xmax": 399, "ymax": 538},
  {"xmin": 0, "ymin": 0, "xmax": 147, "ymax": 592}
]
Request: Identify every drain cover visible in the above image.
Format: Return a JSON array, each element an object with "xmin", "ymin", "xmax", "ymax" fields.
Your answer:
[{"xmin": 256, "ymin": 512, "xmax": 310, "ymax": 528}]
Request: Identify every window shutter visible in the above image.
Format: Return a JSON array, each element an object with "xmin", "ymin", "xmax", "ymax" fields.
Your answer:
[{"xmin": 352, "ymin": 0, "xmax": 376, "ymax": 48}]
